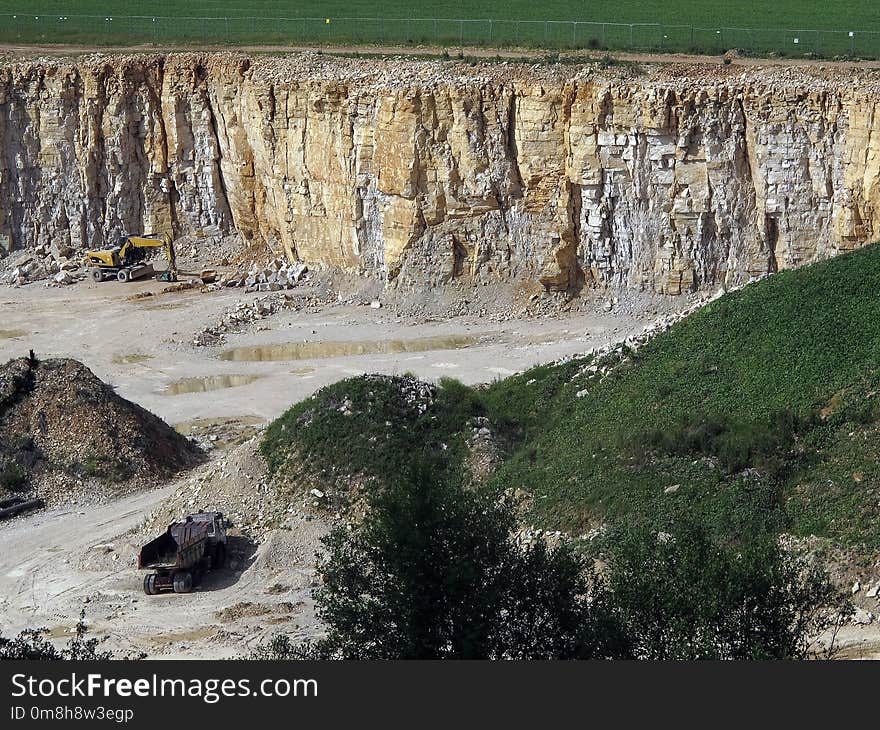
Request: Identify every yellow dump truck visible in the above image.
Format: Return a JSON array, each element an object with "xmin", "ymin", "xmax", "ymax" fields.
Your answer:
[{"xmin": 85, "ymin": 232, "xmax": 178, "ymax": 283}]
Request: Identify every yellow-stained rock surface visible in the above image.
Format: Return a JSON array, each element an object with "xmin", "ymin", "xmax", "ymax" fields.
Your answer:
[{"xmin": 2, "ymin": 52, "xmax": 880, "ymax": 294}]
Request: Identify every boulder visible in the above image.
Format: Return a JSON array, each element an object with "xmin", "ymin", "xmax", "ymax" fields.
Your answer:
[{"xmin": 852, "ymin": 608, "xmax": 874, "ymax": 625}]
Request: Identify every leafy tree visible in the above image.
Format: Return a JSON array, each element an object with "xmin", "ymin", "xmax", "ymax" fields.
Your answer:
[
  {"xmin": 602, "ymin": 521, "xmax": 844, "ymax": 660},
  {"xmin": 314, "ymin": 466, "xmax": 624, "ymax": 659},
  {"xmin": 263, "ymin": 469, "xmax": 843, "ymax": 661}
]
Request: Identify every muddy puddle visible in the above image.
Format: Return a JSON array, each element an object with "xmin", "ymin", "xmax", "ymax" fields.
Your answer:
[
  {"xmin": 219, "ymin": 334, "xmax": 478, "ymax": 362},
  {"xmin": 143, "ymin": 302, "xmax": 187, "ymax": 311},
  {"xmin": 290, "ymin": 366, "xmax": 316, "ymax": 375},
  {"xmin": 144, "ymin": 626, "xmax": 220, "ymax": 646},
  {"xmin": 161, "ymin": 374, "xmax": 263, "ymax": 396},
  {"xmin": 112, "ymin": 353, "xmax": 154, "ymax": 365},
  {"xmin": 0, "ymin": 329, "xmax": 27, "ymax": 339}
]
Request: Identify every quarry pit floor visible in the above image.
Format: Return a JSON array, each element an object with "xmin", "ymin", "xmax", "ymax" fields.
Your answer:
[
  {"xmin": 0, "ymin": 277, "xmax": 665, "ymax": 427},
  {"xmin": 1, "ymin": 277, "xmax": 879, "ymax": 658},
  {"xmin": 0, "ymin": 276, "xmax": 667, "ymax": 658}
]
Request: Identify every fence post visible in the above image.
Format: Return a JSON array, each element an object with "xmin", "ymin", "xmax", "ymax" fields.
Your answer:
[
  {"xmin": 629, "ymin": 24, "xmax": 633, "ymax": 47},
  {"xmin": 459, "ymin": 19, "xmax": 463, "ymax": 48},
  {"xmin": 434, "ymin": 18, "xmax": 438, "ymax": 44},
  {"xmin": 544, "ymin": 20, "xmax": 548, "ymax": 44},
  {"xmin": 489, "ymin": 19, "xmax": 493, "ymax": 45},
  {"xmin": 690, "ymin": 25, "xmax": 694, "ymax": 48}
]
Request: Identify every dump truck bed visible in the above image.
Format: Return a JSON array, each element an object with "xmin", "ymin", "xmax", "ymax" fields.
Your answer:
[{"xmin": 138, "ymin": 519, "xmax": 209, "ymax": 570}]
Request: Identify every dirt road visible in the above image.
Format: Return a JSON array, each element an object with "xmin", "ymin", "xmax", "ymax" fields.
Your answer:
[
  {"xmin": 0, "ymin": 276, "xmax": 664, "ymax": 657},
  {"xmin": 0, "ymin": 471, "xmax": 326, "ymax": 658}
]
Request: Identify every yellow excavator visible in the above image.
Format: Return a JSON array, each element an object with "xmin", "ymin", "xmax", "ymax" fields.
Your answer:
[{"xmin": 85, "ymin": 233, "xmax": 178, "ymax": 283}]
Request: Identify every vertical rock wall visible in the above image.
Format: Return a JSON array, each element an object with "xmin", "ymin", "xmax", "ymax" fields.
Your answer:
[{"xmin": 1, "ymin": 53, "xmax": 878, "ymax": 294}]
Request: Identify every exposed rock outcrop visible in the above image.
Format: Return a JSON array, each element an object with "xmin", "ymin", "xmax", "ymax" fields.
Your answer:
[{"xmin": 1, "ymin": 53, "xmax": 879, "ymax": 295}]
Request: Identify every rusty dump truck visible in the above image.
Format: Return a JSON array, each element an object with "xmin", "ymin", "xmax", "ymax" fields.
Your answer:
[{"xmin": 138, "ymin": 511, "xmax": 227, "ymax": 595}]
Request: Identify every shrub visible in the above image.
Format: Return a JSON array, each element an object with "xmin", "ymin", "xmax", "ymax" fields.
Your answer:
[
  {"xmin": 642, "ymin": 408, "xmax": 811, "ymax": 473},
  {"xmin": 0, "ymin": 610, "xmax": 115, "ymax": 660},
  {"xmin": 274, "ymin": 491, "xmax": 840, "ymax": 660},
  {"xmin": 246, "ymin": 635, "xmax": 325, "ymax": 660},
  {"xmin": 0, "ymin": 461, "xmax": 27, "ymax": 492},
  {"xmin": 602, "ymin": 521, "xmax": 844, "ymax": 659}
]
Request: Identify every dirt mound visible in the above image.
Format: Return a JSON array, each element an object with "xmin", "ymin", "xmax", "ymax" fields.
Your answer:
[
  {"xmin": 0, "ymin": 355, "xmax": 201, "ymax": 503},
  {"xmin": 142, "ymin": 436, "xmax": 281, "ymax": 542}
]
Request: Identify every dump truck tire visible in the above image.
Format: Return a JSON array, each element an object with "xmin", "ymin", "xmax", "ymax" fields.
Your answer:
[
  {"xmin": 116, "ymin": 269, "xmax": 129, "ymax": 282},
  {"xmin": 143, "ymin": 574, "xmax": 157, "ymax": 595},
  {"xmin": 91, "ymin": 268, "xmax": 104, "ymax": 283},
  {"xmin": 173, "ymin": 571, "xmax": 192, "ymax": 594}
]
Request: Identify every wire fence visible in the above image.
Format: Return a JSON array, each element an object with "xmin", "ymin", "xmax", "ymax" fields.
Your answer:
[{"xmin": 0, "ymin": 14, "xmax": 878, "ymax": 58}]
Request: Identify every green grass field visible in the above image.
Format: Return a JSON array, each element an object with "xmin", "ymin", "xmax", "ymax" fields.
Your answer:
[
  {"xmin": 0, "ymin": 1, "xmax": 878, "ymax": 56},
  {"xmin": 1, "ymin": 1, "xmax": 878, "ymax": 28},
  {"xmin": 263, "ymin": 243, "xmax": 880, "ymax": 561}
]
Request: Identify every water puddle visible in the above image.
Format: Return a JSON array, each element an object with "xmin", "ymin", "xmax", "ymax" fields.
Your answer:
[
  {"xmin": 219, "ymin": 335, "xmax": 478, "ymax": 362},
  {"xmin": 0, "ymin": 329, "xmax": 27, "ymax": 339},
  {"xmin": 161, "ymin": 374, "xmax": 263, "ymax": 396},
  {"xmin": 112, "ymin": 353, "xmax": 154, "ymax": 365}
]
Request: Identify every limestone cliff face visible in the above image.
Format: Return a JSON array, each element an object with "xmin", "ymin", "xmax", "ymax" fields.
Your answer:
[{"xmin": 1, "ymin": 53, "xmax": 879, "ymax": 294}]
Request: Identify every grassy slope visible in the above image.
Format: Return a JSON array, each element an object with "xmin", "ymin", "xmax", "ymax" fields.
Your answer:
[
  {"xmin": 261, "ymin": 374, "xmax": 487, "ymax": 506},
  {"xmin": 264, "ymin": 244, "xmax": 880, "ymax": 555},
  {"xmin": 486, "ymin": 245, "xmax": 880, "ymax": 544}
]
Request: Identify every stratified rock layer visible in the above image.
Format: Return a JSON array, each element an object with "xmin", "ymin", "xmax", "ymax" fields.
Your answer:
[{"xmin": 1, "ymin": 53, "xmax": 879, "ymax": 294}]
